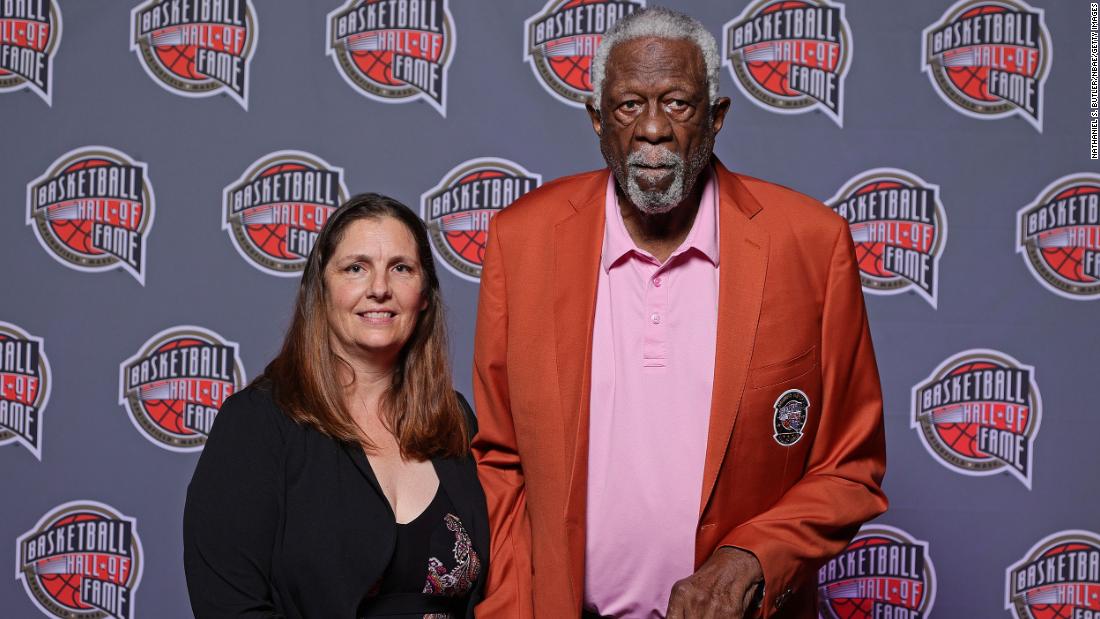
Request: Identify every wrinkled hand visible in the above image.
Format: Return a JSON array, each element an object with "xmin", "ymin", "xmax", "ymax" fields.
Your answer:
[{"xmin": 666, "ymin": 546, "xmax": 763, "ymax": 619}]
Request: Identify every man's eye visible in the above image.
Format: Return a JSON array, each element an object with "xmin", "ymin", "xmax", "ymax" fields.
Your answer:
[
  {"xmin": 621, "ymin": 101, "xmax": 640, "ymax": 111},
  {"xmin": 394, "ymin": 264, "xmax": 411, "ymax": 273},
  {"xmin": 346, "ymin": 264, "xmax": 362, "ymax": 273},
  {"xmin": 667, "ymin": 99, "xmax": 689, "ymax": 111}
]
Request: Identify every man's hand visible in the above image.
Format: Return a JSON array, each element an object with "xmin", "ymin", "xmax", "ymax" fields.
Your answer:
[{"xmin": 665, "ymin": 546, "xmax": 763, "ymax": 619}]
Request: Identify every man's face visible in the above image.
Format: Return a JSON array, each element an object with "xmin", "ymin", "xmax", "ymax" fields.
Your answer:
[{"xmin": 589, "ymin": 36, "xmax": 729, "ymax": 214}]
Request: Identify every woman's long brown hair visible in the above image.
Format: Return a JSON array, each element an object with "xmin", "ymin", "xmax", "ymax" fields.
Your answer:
[{"xmin": 258, "ymin": 193, "xmax": 468, "ymax": 459}]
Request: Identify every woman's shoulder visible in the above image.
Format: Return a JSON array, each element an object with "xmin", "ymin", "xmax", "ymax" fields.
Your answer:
[{"xmin": 208, "ymin": 380, "xmax": 298, "ymax": 446}]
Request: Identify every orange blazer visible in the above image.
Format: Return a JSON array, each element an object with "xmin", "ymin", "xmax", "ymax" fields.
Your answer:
[{"xmin": 471, "ymin": 160, "xmax": 888, "ymax": 618}]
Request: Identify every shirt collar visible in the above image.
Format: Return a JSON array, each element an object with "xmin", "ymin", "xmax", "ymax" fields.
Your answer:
[{"xmin": 601, "ymin": 166, "xmax": 720, "ymax": 272}]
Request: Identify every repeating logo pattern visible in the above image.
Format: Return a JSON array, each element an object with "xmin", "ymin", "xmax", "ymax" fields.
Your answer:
[
  {"xmin": 26, "ymin": 146, "xmax": 155, "ymax": 285},
  {"xmin": 326, "ymin": 0, "xmax": 455, "ymax": 116},
  {"xmin": 16, "ymin": 501, "xmax": 143, "ymax": 619},
  {"xmin": 1017, "ymin": 173, "xmax": 1100, "ymax": 301},
  {"xmin": 0, "ymin": 0, "xmax": 61, "ymax": 105},
  {"xmin": 0, "ymin": 321, "xmax": 50, "ymax": 460},
  {"xmin": 420, "ymin": 158, "xmax": 541, "ymax": 282},
  {"xmin": 921, "ymin": 0, "xmax": 1051, "ymax": 132},
  {"xmin": 130, "ymin": 0, "xmax": 258, "ymax": 109},
  {"xmin": 1006, "ymin": 530, "xmax": 1100, "ymax": 619},
  {"xmin": 523, "ymin": 0, "xmax": 644, "ymax": 107},
  {"xmin": 818, "ymin": 525, "xmax": 936, "ymax": 619},
  {"xmin": 827, "ymin": 168, "xmax": 947, "ymax": 308},
  {"xmin": 723, "ymin": 0, "xmax": 852, "ymax": 126},
  {"xmin": 118, "ymin": 326, "xmax": 244, "ymax": 452},
  {"xmin": 911, "ymin": 349, "xmax": 1041, "ymax": 488},
  {"xmin": 222, "ymin": 150, "xmax": 350, "ymax": 276}
]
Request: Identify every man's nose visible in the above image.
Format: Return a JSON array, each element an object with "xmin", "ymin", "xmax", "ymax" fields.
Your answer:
[{"xmin": 636, "ymin": 102, "xmax": 673, "ymax": 143}]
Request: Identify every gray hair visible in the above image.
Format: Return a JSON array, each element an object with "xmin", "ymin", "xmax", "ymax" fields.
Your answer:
[{"xmin": 590, "ymin": 7, "xmax": 720, "ymax": 111}]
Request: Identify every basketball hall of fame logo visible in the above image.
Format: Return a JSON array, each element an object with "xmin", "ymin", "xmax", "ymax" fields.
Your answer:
[
  {"xmin": 723, "ymin": 0, "xmax": 851, "ymax": 126},
  {"xmin": 118, "ymin": 326, "xmax": 245, "ymax": 452},
  {"xmin": 327, "ymin": 0, "xmax": 455, "ymax": 116},
  {"xmin": 921, "ymin": 0, "xmax": 1051, "ymax": 132},
  {"xmin": 1017, "ymin": 173, "xmax": 1100, "ymax": 301},
  {"xmin": 0, "ymin": 0, "xmax": 61, "ymax": 105},
  {"xmin": 0, "ymin": 321, "xmax": 50, "ymax": 460},
  {"xmin": 818, "ymin": 524, "xmax": 936, "ymax": 619},
  {"xmin": 222, "ymin": 150, "xmax": 350, "ymax": 276},
  {"xmin": 420, "ymin": 158, "xmax": 541, "ymax": 282},
  {"xmin": 827, "ymin": 168, "xmax": 947, "ymax": 308},
  {"xmin": 26, "ymin": 146, "xmax": 156, "ymax": 285},
  {"xmin": 1006, "ymin": 530, "xmax": 1100, "ymax": 619},
  {"xmin": 911, "ymin": 349, "xmax": 1040, "ymax": 488},
  {"xmin": 523, "ymin": 0, "xmax": 643, "ymax": 108},
  {"xmin": 16, "ymin": 500, "xmax": 143, "ymax": 619},
  {"xmin": 130, "ymin": 0, "xmax": 258, "ymax": 109}
]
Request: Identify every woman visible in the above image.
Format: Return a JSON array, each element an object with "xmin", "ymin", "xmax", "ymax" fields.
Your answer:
[{"xmin": 184, "ymin": 194, "xmax": 487, "ymax": 618}]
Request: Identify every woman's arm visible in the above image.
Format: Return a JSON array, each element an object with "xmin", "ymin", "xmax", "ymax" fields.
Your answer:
[{"xmin": 183, "ymin": 389, "xmax": 287, "ymax": 619}]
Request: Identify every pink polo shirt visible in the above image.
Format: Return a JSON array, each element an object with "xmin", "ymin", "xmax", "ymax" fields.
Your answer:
[{"xmin": 584, "ymin": 169, "xmax": 719, "ymax": 618}]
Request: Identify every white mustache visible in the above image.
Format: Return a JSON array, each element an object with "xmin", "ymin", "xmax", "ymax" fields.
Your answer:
[{"xmin": 626, "ymin": 146, "xmax": 682, "ymax": 168}]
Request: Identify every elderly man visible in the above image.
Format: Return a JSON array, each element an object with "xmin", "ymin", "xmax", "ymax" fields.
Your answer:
[{"xmin": 472, "ymin": 7, "xmax": 886, "ymax": 618}]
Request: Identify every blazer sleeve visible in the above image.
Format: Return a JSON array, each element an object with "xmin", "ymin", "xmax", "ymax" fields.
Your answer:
[
  {"xmin": 471, "ymin": 216, "xmax": 535, "ymax": 619},
  {"xmin": 183, "ymin": 389, "xmax": 286, "ymax": 619},
  {"xmin": 720, "ymin": 221, "xmax": 888, "ymax": 616}
]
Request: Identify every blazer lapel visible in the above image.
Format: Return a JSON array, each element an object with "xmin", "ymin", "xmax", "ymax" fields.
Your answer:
[
  {"xmin": 553, "ymin": 169, "xmax": 607, "ymax": 605},
  {"xmin": 699, "ymin": 163, "xmax": 770, "ymax": 515}
]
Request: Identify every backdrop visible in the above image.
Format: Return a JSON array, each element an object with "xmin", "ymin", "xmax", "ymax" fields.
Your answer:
[{"xmin": 1, "ymin": 1, "xmax": 1096, "ymax": 618}]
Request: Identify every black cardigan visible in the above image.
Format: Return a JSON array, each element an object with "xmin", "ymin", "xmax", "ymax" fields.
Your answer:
[{"xmin": 183, "ymin": 384, "xmax": 489, "ymax": 618}]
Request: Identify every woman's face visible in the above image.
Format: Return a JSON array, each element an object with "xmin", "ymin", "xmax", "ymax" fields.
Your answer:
[{"xmin": 324, "ymin": 216, "xmax": 427, "ymax": 372}]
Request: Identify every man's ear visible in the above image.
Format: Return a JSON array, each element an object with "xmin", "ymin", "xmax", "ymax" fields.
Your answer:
[
  {"xmin": 586, "ymin": 101, "xmax": 603, "ymax": 137},
  {"xmin": 710, "ymin": 97, "xmax": 732, "ymax": 134}
]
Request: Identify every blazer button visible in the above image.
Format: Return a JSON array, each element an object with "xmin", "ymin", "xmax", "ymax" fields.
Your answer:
[{"xmin": 774, "ymin": 587, "xmax": 793, "ymax": 609}]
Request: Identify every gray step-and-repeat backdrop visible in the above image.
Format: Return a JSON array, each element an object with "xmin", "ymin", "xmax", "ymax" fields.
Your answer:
[{"xmin": 1, "ymin": 0, "xmax": 1096, "ymax": 617}]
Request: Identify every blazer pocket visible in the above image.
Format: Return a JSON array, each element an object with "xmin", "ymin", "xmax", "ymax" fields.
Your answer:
[{"xmin": 748, "ymin": 346, "xmax": 817, "ymax": 389}]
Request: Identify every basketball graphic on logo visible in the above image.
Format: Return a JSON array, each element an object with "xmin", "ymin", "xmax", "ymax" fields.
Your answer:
[
  {"xmin": 1006, "ymin": 530, "xmax": 1100, "ymax": 619},
  {"xmin": 50, "ymin": 159, "xmax": 112, "ymax": 256},
  {"xmin": 0, "ymin": 321, "xmax": 51, "ymax": 459},
  {"xmin": 0, "ymin": 0, "xmax": 61, "ymax": 105},
  {"xmin": 851, "ymin": 180, "xmax": 903, "ymax": 278},
  {"xmin": 524, "ymin": 0, "xmax": 644, "ymax": 107},
  {"xmin": 1017, "ymin": 174, "xmax": 1100, "ymax": 300},
  {"xmin": 819, "ymin": 525, "xmax": 936, "ymax": 619},
  {"xmin": 828, "ymin": 168, "xmax": 947, "ymax": 307},
  {"xmin": 1036, "ymin": 186, "xmax": 1098, "ymax": 283},
  {"xmin": 130, "ymin": 0, "xmax": 258, "ymax": 108},
  {"xmin": 223, "ymin": 150, "xmax": 349, "ymax": 276},
  {"xmin": 724, "ymin": 0, "xmax": 852, "ymax": 126},
  {"xmin": 921, "ymin": 0, "xmax": 1051, "ymax": 131},
  {"xmin": 16, "ymin": 501, "xmax": 143, "ymax": 619},
  {"xmin": 327, "ymin": 0, "xmax": 456, "ymax": 115},
  {"xmin": 744, "ymin": 1, "xmax": 815, "ymax": 98},
  {"xmin": 911, "ymin": 349, "xmax": 1041, "ymax": 488},
  {"xmin": 119, "ymin": 326, "xmax": 245, "ymax": 452},
  {"xmin": 26, "ymin": 146, "xmax": 156, "ymax": 284},
  {"xmin": 421, "ymin": 158, "xmax": 542, "ymax": 282}
]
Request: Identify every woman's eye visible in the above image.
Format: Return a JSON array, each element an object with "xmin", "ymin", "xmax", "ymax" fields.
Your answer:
[
  {"xmin": 346, "ymin": 264, "xmax": 362, "ymax": 273},
  {"xmin": 394, "ymin": 264, "xmax": 415, "ymax": 274}
]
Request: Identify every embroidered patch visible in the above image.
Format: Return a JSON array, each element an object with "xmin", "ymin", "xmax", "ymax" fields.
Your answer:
[{"xmin": 773, "ymin": 389, "xmax": 810, "ymax": 446}]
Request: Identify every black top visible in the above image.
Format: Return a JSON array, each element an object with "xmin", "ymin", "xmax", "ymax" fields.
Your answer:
[
  {"xmin": 364, "ymin": 488, "xmax": 481, "ymax": 618},
  {"xmin": 183, "ymin": 384, "xmax": 489, "ymax": 619}
]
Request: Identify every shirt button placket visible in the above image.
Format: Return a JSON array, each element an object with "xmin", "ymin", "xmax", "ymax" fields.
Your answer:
[{"xmin": 643, "ymin": 267, "xmax": 669, "ymax": 365}]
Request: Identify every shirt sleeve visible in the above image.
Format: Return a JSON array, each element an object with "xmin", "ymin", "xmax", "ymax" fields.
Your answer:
[{"xmin": 183, "ymin": 389, "xmax": 287, "ymax": 619}]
